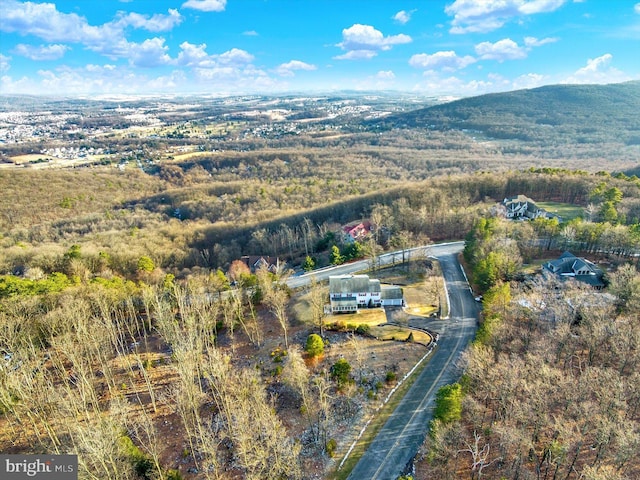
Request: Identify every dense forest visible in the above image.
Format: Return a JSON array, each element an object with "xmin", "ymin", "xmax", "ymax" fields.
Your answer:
[{"xmin": 416, "ymin": 213, "xmax": 640, "ymax": 480}]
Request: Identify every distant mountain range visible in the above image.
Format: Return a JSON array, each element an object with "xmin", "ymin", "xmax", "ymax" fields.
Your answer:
[{"xmin": 374, "ymin": 81, "xmax": 640, "ymax": 146}]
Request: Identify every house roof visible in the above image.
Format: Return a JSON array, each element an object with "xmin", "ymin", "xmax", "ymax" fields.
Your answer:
[
  {"xmin": 544, "ymin": 251, "xmax": 604, "ymax": 287},
  {"xmin": 329, "ymin": 275, "xmax": 380, "ymax": 294},
  {"xmin": 238, "ymin": 255, "xmax": 284, "ymax": 273},
  {"xmin": 381, "ymin": 285, "xmax": 403, "ymax": 300}
]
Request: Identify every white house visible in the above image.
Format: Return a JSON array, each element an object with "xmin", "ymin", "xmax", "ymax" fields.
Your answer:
[
  {"xmin": 329, "ymin": 274, "xmax": 381, "ymax": 313},
  {"xmin": 502, "ymin": 195, "xmax": 548, "ymax": 220}
]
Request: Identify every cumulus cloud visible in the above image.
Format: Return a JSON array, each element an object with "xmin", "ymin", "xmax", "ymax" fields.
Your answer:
[
  {"xmin": 176, "ymin": 42, "xmax": 210, "ymax": 67},
  {"xmin": 475, "ymin": 39, "xmax": 527, "ymax": 61},
  {"xmin": 243, "ymin": 30, "xmax": 259, "ymax": 36},
  {"xmin": 409, "ymin": 51, "xmax": 476, "ymax": 71},
  {"xmin": 635, "ymin": 3, "xmax": 640, "ymax": 14},
  {"xmin": 392, "ymin": 10, "xmax": 415, "ymax": 24},
  {"xmin": 0, "ymin": 2, "xmax": 182, "ymax": 43},
  {"xmin": 275, "ymin": 60, "xmax": 317, "ymax": 77},
  {"xmin": 563, "ymin": 53, "xmax": 632, "ymax": 84},
  {"xmin": 181, "ymin": 0, "xmax": 227, "ymax": 12},
  {"xmin": 0, "ymin": 1, "xmax": 185, "ymax": 67},
  {"xmin": 113, "ymin": 9, "xmax": 183, "ymax": 32},
  {"xmin": 218, "ymin": 48, "xmax": 254, "ymax": 65},
  {"xmin": 446, "ymin": 0, "xmax": 566, "ymax": 33},
  {"xmin": 335, "ymin": 24, "xmax": 411, "ymax": 60},
  {"xmin": 13, "ymin": 43, "xmax": 70, "ymax": 61},
  {"xmin": 475, "ymin": 37, "xmax": 557, "ymax": 61}
]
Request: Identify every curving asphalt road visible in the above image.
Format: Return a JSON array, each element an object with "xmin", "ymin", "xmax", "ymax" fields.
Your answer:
[{"xmin": 342, "ymin": 243, "xmax": 479, "ymax": 480}]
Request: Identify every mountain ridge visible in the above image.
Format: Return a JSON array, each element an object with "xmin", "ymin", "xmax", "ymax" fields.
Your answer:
[{"xmin": 373, "ymin": 81, "xmax": 640, "ymax": 145}]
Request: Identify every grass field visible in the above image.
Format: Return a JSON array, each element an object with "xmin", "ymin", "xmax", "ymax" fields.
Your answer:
[
  {"xmin": 536, "ymin": 201, "xmax": 584, "ymax": 221},
  {"xmin": 369, "ymin": 325, "xmax": 432, "ymax": 344},
  {"xmin": 325, "ymin": 308, "xmax": 387, "ymax": 326}
]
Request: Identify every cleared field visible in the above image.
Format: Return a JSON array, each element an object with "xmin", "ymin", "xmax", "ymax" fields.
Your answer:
[
  {"xmin": 536, "ymin": 201, "xmax": 584, "ymax": 220},
  {"xmin": 325, "ymin": 308, "xmax": 387, "ymax": 326}
]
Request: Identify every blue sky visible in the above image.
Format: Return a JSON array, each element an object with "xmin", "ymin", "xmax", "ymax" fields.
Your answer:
[{"xmin": 1, "ymin": 0, "xmax": 639, "ymax": 97}]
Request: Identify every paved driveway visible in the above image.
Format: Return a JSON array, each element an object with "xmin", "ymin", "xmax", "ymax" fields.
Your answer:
[{"xmin": 345, "ymin": 249, "xmax": 479, "ymax": 480}]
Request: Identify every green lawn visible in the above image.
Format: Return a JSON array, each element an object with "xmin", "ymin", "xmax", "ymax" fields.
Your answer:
[{"xmin": 536, "ymin": 201, "xmax": 584, "ymax": 221}]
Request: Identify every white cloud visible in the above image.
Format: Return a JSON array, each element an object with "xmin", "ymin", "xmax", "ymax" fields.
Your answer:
[
  {"xmin": 523, "ymin": 36, "xmax": 558, "ymax": 47},
  {"xmin": 181, "ymin": 0, "xmax": 227, "ymax": 12},
  {"xmin": 243, "ymin": 30, "xmax": 259, "ymax": 36},
  {"xmin": 413, "ymin": 74, "xmax": 498, "ymax": 96},
  {"xmin": 275, "ymin": 60, "xmax": 317, "ymax": 77},
  {"xmin": 475, "ymin": 39, "xmax": 527, "ymax": 61},
  {"xmin": 635, "ymin": 3, "xmax": 640, "ymax": 14},
  {"xmin": 375, "ymin": 70, "xmax": 395, "ymax": 80},
  {"xmin": 0, "ymin": 2, "xmax": 184, "ymax": 67},
  {"xmin": 126, "ymin": 38, "xmax": 172, "ymax": 68},
  {"xmin": 176, "ymin": 42, "xmax": 210, "ymax": 67},
  {"xmin": 334, "ymin": 50, "xmax": 378, "ymax": 61},
  {"xmin": 0, "ymin": 54, "xmax": 11, "ymax": 72},
  {"xmin": 13, "ymin": 43, "xmax": 70, "ymax": 61},
  {"xmin": 409, "ymin": 51, "xmax": 476, "ymax": 71},
  {"xmin": 511, "ymin": 72, "xmax": 547, "ymax": 89},
  {"xmin": 335, "ymin": 24, "xmax": 411, "ymax": 60},
  {"xmin": 0, "ymin": 2, "xmax": 181, "ymax": 43},
  {"xmin": 217, "ymin": 48, "xmax": 254, "ymax": 65},
  {"xmin": 113, "ymin": 9, "xmax": 183, "ymax": 32},
  {"xmin": 475, "ymin": 37, "xmax": 557, "ymax": 61},
  {"xmin": 392, "ymin": 10, "xmax": 415, "ymax": 24},
  {"xmin": 446, "ymin": 0, "xmax": 567, "ymax": 33},
  {"xmin": 563, "ymin": 53, "xmax": 632, "ymax": 84}
]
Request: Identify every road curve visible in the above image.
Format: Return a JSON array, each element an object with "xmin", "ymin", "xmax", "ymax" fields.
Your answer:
[{"xmin": 344, "ymin": 244, "xmax": 479, "ymax": 480}]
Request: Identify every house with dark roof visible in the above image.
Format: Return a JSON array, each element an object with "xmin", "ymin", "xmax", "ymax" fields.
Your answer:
[
  {"xmin": 240, "ymin": 255, "xmax": 283, "ymax": 273},
  {"xmin": 542, "ymin": 251, "xmax": 605, "ymax": 289},
  {"xmin": 503, "ymin": 195, "xmax": 549, "ymax": 220}
]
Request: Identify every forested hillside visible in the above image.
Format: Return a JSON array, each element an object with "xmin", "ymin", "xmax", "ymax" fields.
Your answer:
[{"xmin": 375, "ymin": 82, "xmax": 640, "ymax": 156}]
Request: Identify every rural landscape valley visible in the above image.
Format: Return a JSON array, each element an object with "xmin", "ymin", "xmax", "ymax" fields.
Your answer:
[{"xmin": 2, "ymin": 80, "xmax": 640, "ymax": 480}]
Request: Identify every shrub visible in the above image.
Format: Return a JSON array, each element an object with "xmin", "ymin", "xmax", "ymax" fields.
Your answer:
[
  {"xmin": 326, "ymin": 438, "xmax": 337, "ymax": 458},
  {"xmin": 355, "ymin": 324, "xmax": 370, "ymax": 335},
  {"xmin": 330, "ymin": 358, "xmax": 352, "ymax": 388},
  {"xmin": 305, "ymin": 333, "xmax": 324, "ymax": 358},
  {"xmin": 385, "ymin": 371, "xmax": 397, "ymax": 383}
]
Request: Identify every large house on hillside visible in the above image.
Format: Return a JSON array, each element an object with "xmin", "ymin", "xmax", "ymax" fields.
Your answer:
[
  {"xmin": 329, "ymin": 275, "xmax": 381, "ymax": 313},
  {"xmin": 328, "ymin": 274, "xmax": 403, "ymax": 313},
  {"xmin": 502, "ymin": 195, "xmax": 549, "ymax": 220},
  {"xmin": 542, "ymin": 251, "xmax": 605, "ymax": 289}
]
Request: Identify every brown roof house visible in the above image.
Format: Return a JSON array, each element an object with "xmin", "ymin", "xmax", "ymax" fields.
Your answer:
[{"xmin": 240, "ymin": 255, "xmax": 284, "ymax": 273}]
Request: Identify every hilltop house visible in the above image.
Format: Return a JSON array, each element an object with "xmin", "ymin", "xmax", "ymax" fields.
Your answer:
[
  {"xmin": 502, "ymin": 195, "xmax": 548, "ymax": 220},
  {"xmin": 329, "ymin": 274, "xmax": 403, "ymax": 313},
  {"xmin": 329, "ymin": 274, "xmax": 381, "ymax": 313},
  {"xmin": 543, "ymin": 251, "xmax": 605, "ymax": 289}
]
